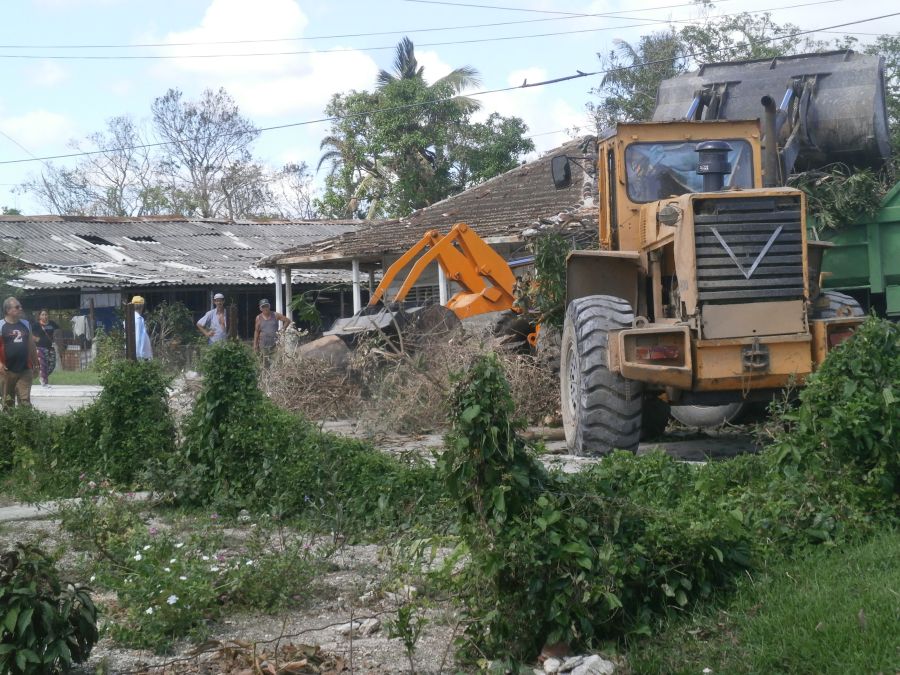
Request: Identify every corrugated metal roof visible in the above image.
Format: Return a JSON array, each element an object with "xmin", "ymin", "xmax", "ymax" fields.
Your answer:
[{"xmin": 0, "ymin": 216, "xmax": 359, "ymax": 290}]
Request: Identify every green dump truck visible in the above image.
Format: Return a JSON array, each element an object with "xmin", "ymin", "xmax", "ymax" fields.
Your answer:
[{"xmin": 816, "ymin": 182, "xmax": 900, "ymax": 318}]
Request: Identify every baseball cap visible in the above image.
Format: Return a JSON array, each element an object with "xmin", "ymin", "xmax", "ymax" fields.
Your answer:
[
  {"xmin": 130, "ymin": 295, "xmax": 145, "ymax": 305},
  {"xmin": 213, "ymin": 293, "xmax": 225, "ymax": 300},
  {"xmin": 259, "ymin": 298, "xmax": 271, "ymax": 308}
]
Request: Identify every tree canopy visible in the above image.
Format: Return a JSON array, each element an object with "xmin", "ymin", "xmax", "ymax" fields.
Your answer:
[
  {"xmin": 316, "ymin": 37, "xmax": 534, "ymax": 219},
  {"xmin": 19, "ymin": 88, "xmax": 314, "ymax": 220}
]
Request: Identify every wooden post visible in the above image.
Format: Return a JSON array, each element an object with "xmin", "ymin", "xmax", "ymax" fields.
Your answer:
[
  {"xmin": 227, "ymin": 304, "xmax": 238, "ymax": 339},
  {"xmin": 88, "ymin": 298, "xmax": 95, "ymax": 339},
  {"xmin": 124, "ymin": 303, "xmax": 136, "ymax": 361}
]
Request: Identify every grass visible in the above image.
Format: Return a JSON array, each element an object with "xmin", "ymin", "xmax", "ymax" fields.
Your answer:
[
  {"xmin": 626, "ymin": 530, "xmax": 900, "ymax": 674},
  {"xmin": 48, "ymin": 368, "xmax": 101, "ymax": 385}
]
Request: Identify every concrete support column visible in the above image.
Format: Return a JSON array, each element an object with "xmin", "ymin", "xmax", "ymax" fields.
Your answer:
[
  {"xmin": 438, "ymin": 264, "xmax": 449, "ymax": 306},
  {"xmin": 352, "ymin": 258, "xmax": 362, "ymax": 314},
  {"xmin": 274, "ymin": 267, "xmax": 284, "ymax": 314},
  {"xmin": 283, "ymin": 268, "xmax": 293, "ymax": 321}
]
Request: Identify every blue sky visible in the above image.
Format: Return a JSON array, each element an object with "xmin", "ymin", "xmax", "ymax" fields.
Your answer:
[{"xmin": 1, "ymin": 0, "xmax": 897, "ymax": 214}]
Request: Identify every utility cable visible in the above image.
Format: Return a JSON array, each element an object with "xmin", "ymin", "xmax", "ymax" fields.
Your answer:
[
  {"xmin": 0, "ymin": 0, "xmax": 858, "ymax": 60},
  {"xmin": 0, "ymin": 10, "xmax": 897, "ymax": 167},
  {"xmin": 0, "ymin": 0, "xmax": 741, "ymax": 49}
]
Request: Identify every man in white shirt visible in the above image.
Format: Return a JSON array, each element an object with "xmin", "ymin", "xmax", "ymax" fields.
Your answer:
[{"xmin": 130, "ymin": 296, "xmax": 153, "ymax": 360}]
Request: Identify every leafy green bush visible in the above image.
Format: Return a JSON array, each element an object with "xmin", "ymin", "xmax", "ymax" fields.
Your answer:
[
  {"xmin": 63, "ymin": 360, "xmax": 176, "ymax": 486},
  {"xmin": 0, "ymin": 407, "xmax": 61, "ymax": 479},
  {"xmin": 516, "ymin": 232, "xmax": 572, "ymax": 328},
  {"xmin": 770, "ymin": 316, "xmax": 900, "ymax": 495},
  {"xmin": 175, "ymin": 340, "xmax": 446, "ymax": 530},
  {"xmin": 440, "ymin": 355, "xmax": 752, "ymax": 663},
  {"xmin": 0, "ymin": 544, "xmax": 98, "ymax": 674}
]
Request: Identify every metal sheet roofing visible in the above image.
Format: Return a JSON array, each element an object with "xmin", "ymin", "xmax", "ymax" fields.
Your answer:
[{"xmin": 0, "ymin": 216, "xmax": 359, "ymax": 290}]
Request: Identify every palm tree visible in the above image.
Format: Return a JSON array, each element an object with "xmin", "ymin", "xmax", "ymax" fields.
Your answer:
[{"xmin": 376, "ymin": 37, "xmax": 482, "ymax": 111}]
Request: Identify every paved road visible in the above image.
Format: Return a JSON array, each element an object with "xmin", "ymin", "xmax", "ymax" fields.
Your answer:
[{"xmin": 30, "ymin": 385, "xmax": 102, "ymax": 414}]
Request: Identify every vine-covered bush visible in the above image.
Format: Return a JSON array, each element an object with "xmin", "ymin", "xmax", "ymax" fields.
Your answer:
[
  {"xmin": 0, "ymin": 544, "xmax": 98, "ymax": 674},
  {"xmin": 175, "ymin": 340, "xmax": 445, "ymax": 529},
  {"xmin": 440, "ymin": 355, "xmax": 753, "ymax": 663}
]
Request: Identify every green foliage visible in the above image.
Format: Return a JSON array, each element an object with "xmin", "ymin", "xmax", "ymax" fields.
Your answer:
[
  {"xmin": 792, "ymin": 165, "xmax": 889, "ymax": 231},
  {"xmin": 146, "ymin": 300, "xmax": 202, "ymax": 348},
  {"xmin": 627, "ymin": 529, "xmax": 900, "ymax": 675},
  {"xmin": 57, "ymin": 491, "xmax": 326, "ymax": 652},
  {"xmin": 516, "ymin": 232, "xmax": 572, "ymax": 329},
  {"xmin": 289, "ymin": 292, "xmax": 323, "ymax": 329},
  {"xmin": 385, "ymin": 602, "xmax": 429, "ymax": 674},
  {"xmin": 316, "ymin": 39, "xmax": 533, "ymax": 218},
  {"xmin": 89, "ymin": 360, "xmax": 176, "ymax": 484},
  {"xmin": 174, "ymin": 339, "xmax": 446, "ymax": 530},
  {"xmin": 589, "ymin": 13, "xmax": 808, "ymax": 129},
  {"xmin": 0, "ymin": 544, "xmax": 98, "ymax": 674},
  {"xmin": 440, "ymin": 342, "xmax": 900, "ymax": 664},
  {"xmin": 770, "ymin": 316, "xmax": 900, "ymax": 495}
]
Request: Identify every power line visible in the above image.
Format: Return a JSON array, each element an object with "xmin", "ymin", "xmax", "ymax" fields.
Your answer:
[
  {"xmin": 0, "ymin": 10, "xmax": 897, "ymax": 168},
  {"xmin": 0, "ymin": 0, "xmax": 739, "ymax": 50},
  {"xmin": 0, "ymin": 0, "xmax": 860, "ymax": 60}
]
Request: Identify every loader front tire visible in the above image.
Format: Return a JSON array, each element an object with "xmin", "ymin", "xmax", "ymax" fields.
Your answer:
[{"xmin": 561, "ymin": 295, "xmax": 643, "ymax": 455}]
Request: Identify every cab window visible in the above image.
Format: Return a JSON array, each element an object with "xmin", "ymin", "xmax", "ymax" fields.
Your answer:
[{"xmin": 625, "ymin": 140, "xmax": 754, "ymax": 203}]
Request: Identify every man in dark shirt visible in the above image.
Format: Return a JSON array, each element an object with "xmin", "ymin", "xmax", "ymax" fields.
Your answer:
[{"xmin": 0, "ymin": 297, "xmax": 37, "ymax": 409}]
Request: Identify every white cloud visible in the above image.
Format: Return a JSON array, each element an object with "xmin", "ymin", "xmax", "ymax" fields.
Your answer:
[
  {"xmin": 0, "ymin": 110, "xmax": 75, "ymax": 151},
  {"xmin": 27, "ymin": 61, "xmax": 67, "ymax": 87},
  {"xmin": 146, "ymin": 0, "xmax": 380, "ymax": 119},
  {"xmin": 415, "ymin": 50, "xmax": 454, "ymax": 85}
]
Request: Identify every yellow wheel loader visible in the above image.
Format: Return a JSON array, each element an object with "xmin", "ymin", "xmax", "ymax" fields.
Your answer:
[{"xmin": 553, "ymin": 50, "xmax": 889, "ymax": 455}]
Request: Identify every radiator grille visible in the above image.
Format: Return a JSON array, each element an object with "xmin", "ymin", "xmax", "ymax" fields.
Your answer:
[{"xmin": 693, "ymin": 196, "xmax": 805, "ymax": 304}]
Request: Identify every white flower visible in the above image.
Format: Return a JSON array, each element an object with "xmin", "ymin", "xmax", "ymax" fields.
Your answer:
[
  {"xmin": 166, "ymin": 595, "xmax": 178, "ymax": 605},
  {"xmin": 145, "ymin": 607, "xmax": 154, "ymax": 615},
  {"xmin": 201, "ymin": 555, "xmax": 210, "ymax": 561},
  {"xmin": 169, "ymin": 558, "xmax": 176, "ymax": 564},
  {"xmin": 89, "ymin": 575, "xmax": 96, "ymax": 582},
  {"xmin": 163, "ymin": 567, "xmax": 171, "ymax": 573},
  {"xmin": 178, "ymin": 575, "xmax": 188, "ymax": 581},
  {"xmin": 245, "ymin": 560, "xmax": 254, "ymax": 566},
  {"xmin": 133, "ymin": 553, "xmax": 143, "ymax": 561},
  {"xmin": 174, "ymin": 542, "xmax": 184, "ymax": 549},
  {"xmin": 703, "ymin": 669, "xmax": 713, "ymax": 674},
  {"xmin": 142, "ymin": 545, "xmax": 151, "ymax": 551},
  {"xmin": 210, "ymin": 566, "xmax": 220, "ymax": 572}
]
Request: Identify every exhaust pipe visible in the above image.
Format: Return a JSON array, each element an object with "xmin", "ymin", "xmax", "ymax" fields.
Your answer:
[{"xmin": 761, "ymin": 95, "xmax": 780, "ymax": 187}]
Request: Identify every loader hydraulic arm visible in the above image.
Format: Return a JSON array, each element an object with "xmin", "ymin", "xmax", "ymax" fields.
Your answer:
[{"xmin": 369, "ymin": 222, "xmax": 518, "ymax": 319}]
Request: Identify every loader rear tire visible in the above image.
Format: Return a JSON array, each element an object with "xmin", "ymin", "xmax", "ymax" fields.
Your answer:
[{"xmin": 561, "ymin": 295, "xmax": 643, "ymax": 456}]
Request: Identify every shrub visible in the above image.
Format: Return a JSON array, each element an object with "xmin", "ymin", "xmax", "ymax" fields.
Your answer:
[
  {"xmin": 440, "ymin": 355, "xmax": 753, "ymax": 663},
  {"xmin": 176, "ymin": 340, "xmax": 446, "ymax": 531},
  {"xmin": 770, "ymin": 316, "xmax": 900, "ymax": 495},
  {"xmin": 0, "ymin": 544, "xmax": 98, "ymax": 674}
]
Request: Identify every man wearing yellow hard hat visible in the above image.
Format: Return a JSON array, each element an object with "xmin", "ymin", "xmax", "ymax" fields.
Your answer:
[{"xmin": 130, "ymin": 296, "xmax": 153, "ymax": 360}]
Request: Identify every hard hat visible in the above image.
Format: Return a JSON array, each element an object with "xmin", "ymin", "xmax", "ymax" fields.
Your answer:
[{"xmin": 130, "ymin": 295, "xmax": 145, "ymax": 305}]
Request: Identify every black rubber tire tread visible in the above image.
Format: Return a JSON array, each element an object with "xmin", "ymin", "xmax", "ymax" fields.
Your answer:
[
  {"xmin": 812, "ymin": 290, "xmax": 865, "ymax": 319},
  {"xmin": 561, "ymin": 295, "xmax": 643, "ymax": 455}
]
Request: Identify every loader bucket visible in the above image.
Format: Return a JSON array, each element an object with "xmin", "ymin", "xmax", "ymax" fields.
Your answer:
[{"xmin": 653, "ymin": 50, "xmax": 891, "ymax": 171}]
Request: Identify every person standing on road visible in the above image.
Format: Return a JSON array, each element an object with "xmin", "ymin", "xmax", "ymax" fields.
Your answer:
[
  {"xmin": 196, "ymin": 292, "xmax": 229, "ymax": 344},
  {"xmin": 0, "ymin": 297, "xmax": 38, "ymax": 409},
  {"xmin": 130, "ymin": 296, "xmax": 153, "ymax": 361},
  {"xmin": 33, "ymin": 309, "xmax": 59, "ymax": 388},
  {"xmin": 253, "ymin": 299, "xmax": 291, "ymax": 363}
]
